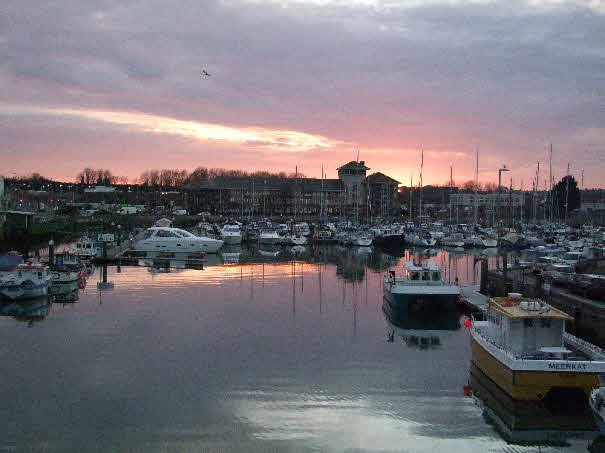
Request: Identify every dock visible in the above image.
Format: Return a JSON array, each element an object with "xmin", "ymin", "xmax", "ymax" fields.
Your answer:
[{"xmin": 460, "ymin": 285, "xmax": 488, "ymax": 318}]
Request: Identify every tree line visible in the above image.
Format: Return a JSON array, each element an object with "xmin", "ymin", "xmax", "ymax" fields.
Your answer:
[
  {"xmin": 77, "ymin": 168, "xmax": 128, "ymax": 186},
  {"xmin": 137, "ymin": 167, "xmax": 305, "ymax": 188}
]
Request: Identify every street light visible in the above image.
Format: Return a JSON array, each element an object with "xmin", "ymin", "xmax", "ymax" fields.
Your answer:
[{"xmin": 497, "ymin": 165, "xmax": 510, "ymax": 227}]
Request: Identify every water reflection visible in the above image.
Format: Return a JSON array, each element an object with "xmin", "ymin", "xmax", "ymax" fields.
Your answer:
[
  {"xmin": 383, "ymin": 300, "xmax": 462, "ymax": 349},
  {"xmin": 0, "ymin": 296, "xmax": 51, "ymax": 326},
  {"xmin": 50, "ymin": 281, "xmax": 80, "ymax": 303},
  {"xmin": 468, "ymin": 363, "xmax": 599, "ymax": 445}
]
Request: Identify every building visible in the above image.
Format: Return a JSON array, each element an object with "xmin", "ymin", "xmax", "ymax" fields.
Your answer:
[
  {"xmin": 184, "ymin": 161, "xmax": 401, "ymax": 218},
  {"xmin": 450, "ymin": 192, "xmax": 525, "ymax": 208}
]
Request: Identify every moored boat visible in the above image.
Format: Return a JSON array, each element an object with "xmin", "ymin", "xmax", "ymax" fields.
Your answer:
[
  {"xmin": 383, "ymin": 261, "xmax": 460, "ymax": 313},
  {"xmin": 134, "ymin": 227, "xmax": 223, "ymax": 253},
  {"xmin": 0, "ymin": 263, "xmax": 52, "ymax": 301},
  {"xmin": 470, "ymin": 293, "xmax": 605, "ymax": 402}
]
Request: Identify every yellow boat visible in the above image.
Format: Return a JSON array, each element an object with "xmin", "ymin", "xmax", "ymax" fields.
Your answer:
[{"xmin": 470, "ymin": 293, "xmax": 605, "ymax": 402}]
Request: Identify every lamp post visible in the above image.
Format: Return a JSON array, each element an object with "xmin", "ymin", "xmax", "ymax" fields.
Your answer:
[{"xmin": 498, "ymin": 165, "xmax": 510, "ymax": 228}]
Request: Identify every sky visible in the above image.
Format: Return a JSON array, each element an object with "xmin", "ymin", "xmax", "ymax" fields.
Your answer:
[{"xmin": 1, "ymin": 0, "xmax": 604, "ymax": 187}]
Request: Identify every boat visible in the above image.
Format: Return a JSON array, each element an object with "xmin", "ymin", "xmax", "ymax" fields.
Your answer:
[
  {"xmin": 134, "ymin": 227, "xmax": 223, "ymax": 253},
  {"xmin": 50, "ymin": 251, "xmax": 83, "ymax": 283},
  {"xmin": 0, "ymin": 263, "xmax": 52, "ymax": 300},
  {"xmin": 383, "ymin": 261, "xmax": 460, "ymax": 313},
  {"xmin": 220, "ymin": 222, "xmax": 243, "ymax": 245},
  {"xmin": 76, "ymin": 236, "xmax": 100, "ymax": 259},
  {"xmin": 470, "ymin": 293, "xmax": 605, "ymax": 402},
  {"xmin": 259, "ymin": 229, "xmax": 281, "ymax": 245},
  {"xmin": 590, "ymin": 388, "xmax": 605, "ymax": 434},
  {"xmin": 352, "ymin": 231, "xmax": 373, "ymax": 247}
]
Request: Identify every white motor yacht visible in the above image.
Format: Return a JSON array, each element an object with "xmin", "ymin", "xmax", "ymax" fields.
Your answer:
[
  {"xmin": 76, "ymin": 236, "xmax": 100, "ymax": 259},
  {"xmin": 259, "ymin": 229, "xmax": 281, "ymax": 245},
  {"xmin": 134, "ymin": 227, "xmax": 223, "ymax": 253},
  {"xmin": 220, "ymin": 223, "xmax": 243, "ymax": 245},
  {"xmin": 0, "ymin": 263, "xmax": 52, "ymax": 300}
]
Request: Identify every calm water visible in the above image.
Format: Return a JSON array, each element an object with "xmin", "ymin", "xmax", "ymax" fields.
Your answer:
[{"xmin": 1, "ymin": 246, "xmax": 602, "ymax": 452}]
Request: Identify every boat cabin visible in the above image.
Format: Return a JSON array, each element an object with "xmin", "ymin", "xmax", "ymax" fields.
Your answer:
[
  {"xmin": 402, "ymin": 261, "xmax": 442, "ymax": 282},
  {"xmin": 485, "ymin": 294, "xmax": 573, "ymax": 358}
]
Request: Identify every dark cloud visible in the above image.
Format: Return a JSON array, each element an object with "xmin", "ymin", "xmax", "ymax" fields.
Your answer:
[{"xmin": 0, "ymin": 0, "xmax": 604, "ymax": 185}]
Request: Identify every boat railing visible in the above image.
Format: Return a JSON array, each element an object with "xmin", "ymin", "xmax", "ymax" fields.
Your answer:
[
  {"xmin": 475, "ymin": 326, "xmax": 605, "ymax": 362},
  {"xmin": 564, "ymin": 332, "xmax": 605, "ymax": 360},
  {"xmin": 472, "ymin": 327, "xmax": 521, "ymax": 360}
]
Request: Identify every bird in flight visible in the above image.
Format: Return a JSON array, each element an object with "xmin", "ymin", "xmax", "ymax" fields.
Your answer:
[{"xmin": 202, "ymin": 69, "xmax": 211, "ymax": 78}]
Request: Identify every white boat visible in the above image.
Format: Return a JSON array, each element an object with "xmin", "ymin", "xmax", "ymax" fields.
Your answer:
[
  {"xmin": 259, "ymin": 229, "xmax": 281, "ymax": 245},
  {"xmin": 220, "ymin": 223, "xmax": 243, "ymax": 245},
  {"xmin": 76, "ymin": 236, "xmax": 100, "ymax": 259},
  {"xmin": 589, "ymin": 388, "xmax": 605, "ymax": 434},
  {"xmin": 481, "ymin": 236, "xmax": 498, "ymax": 248},
  {"xmin": 383, "ymin": 262, "xmax": 460, "ymax": 314},
  {"xmin": 134, "ymin": 227, "xmax": 223, "ymax": 253},
  {"xmin": 51, "ymin": 251, "xmax": 83, "ymax": 283},
  {"xmin": 0, "ymin": 263, "xmax": 52, "ymax": 300},
  {"xmin": 353, "ymin": 232, "xmax": 373, "ymax": 247},
  {"xmin": 288, "ymin": 233, "xmax": 307, "ymax": 246},
  {"xmin": 470, "ymin": 293, "xmax": 605, "ymax": 401},
  {"xmin": 293, "ymin": 222, "xmax": 311, "ymax": 236}
]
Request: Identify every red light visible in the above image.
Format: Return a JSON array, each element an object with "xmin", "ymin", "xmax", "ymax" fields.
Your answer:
[
  {"xmin": 50, "ymin": 199, "xmax": 54, "ymax": 203},
  {"xmin": 19, "ymin": 199, "xmax": 23, "ymax": 202}
]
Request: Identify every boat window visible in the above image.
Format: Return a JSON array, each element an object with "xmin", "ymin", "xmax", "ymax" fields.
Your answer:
[
  {"xmin": 540, "ymin": 319, "xmax": 551, "ymax": 328},
  {"xmin": 38, "ymin": 271, "xmax": 42, "ymax": 278},
  {"xmin": 142, "ymin": 230, "xmax": 154, "ymax": 240},
  {"xmin": 156, "ymin": 230, "xmax": 179, "ymax": 238},
  {"xmin": 173, "ymin": 230, "xmax": 188, "ymax": 238},
  {"xmin": 410, "ymin": 272, "xmax": 419, "ymax": 280},
  {"xmin": 422, "ymin": 272, "xmax": 429, "ymax": 281},
  {"xmin": 524, "ymin": 319, "xmax": 533, "ymax": 327},
  {"xmin": 432, "ymin": 272, "xmax": 440, "ymax": 281}
]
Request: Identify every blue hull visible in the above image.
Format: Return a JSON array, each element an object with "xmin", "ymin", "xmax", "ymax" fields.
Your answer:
[{"xmin": 383, "ymin": 290, "xmax": 459, "ymax": 314}]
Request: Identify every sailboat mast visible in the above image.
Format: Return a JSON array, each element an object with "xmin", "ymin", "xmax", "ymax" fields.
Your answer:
[
  {"xmin": 534, "ymin": 161, "xmax": 539, "ymax": 223},
  {"xmin": 474, "ymin": 147, "xmax": 479, "ymax": 226},
  {"xmin": 419, "ymin": 149, "xmax": 424, "ymax": 223},
  {"xmin": 409, "ymin": 174, "xmax": 413, "ymax": 223},
  {"xmin": 549, "ymin": 144, "xmax": 553, "ymax": 224},
  {"xmin": 565, "ymin": 162, "xmax": 570, "ymax": 224},
  {"xmin": 449, "ymin": 165, "xmax": 453, "ymax": 225}
]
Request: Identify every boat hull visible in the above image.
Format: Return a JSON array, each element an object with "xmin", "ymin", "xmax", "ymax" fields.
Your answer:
[
  {"xmin": 1, "ymin": 282, "xmax": 50, "ymax": 301},
  {"xmin": 383, "ymin": 286, "xmax": 459, "ymax": 313},
  {"xmin": 221, "ymin": 235, "xmax": 242, "ymax": 245},
  {"xmin": 471, "ymin": 336, "xmax": 600, "ymax": 401}
]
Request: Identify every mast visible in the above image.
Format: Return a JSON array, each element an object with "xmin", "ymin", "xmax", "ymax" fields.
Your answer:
[
  {"xmin": 294, "ymin": 165, "xmax": 298, "ymax": 221},
  {"xmin": 565, "ymin": 162, "xmax": 570, "ymax": 225},
  {"xmin": 549, "ymin": 144, "xmax": 553, "ymax": 224},
  {"xmin": 320, "ymin": 164, "xmax": 324, "ymax": 222},
  {"xmin": 419, "ymin": 149, "xmax": 424, "ymax": 223},
  {"xmin": 474, "ymin": 147, "xmax": 479, "ymax": 226},
  {"xmin": 534, "ymin": 161, "xmax": 539, "ymax": 223},
  {"xmin": 449, "ymin": 165, "xmax": 453, "ymax": 225},
  {"xmin": 409, "ymin": 174, "xmax": 413, "ymax": 223}
]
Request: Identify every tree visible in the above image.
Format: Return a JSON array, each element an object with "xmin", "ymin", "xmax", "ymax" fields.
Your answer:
[{"xmin": 553, "ymin": 175, "xmax": 581, "ymax": 219}]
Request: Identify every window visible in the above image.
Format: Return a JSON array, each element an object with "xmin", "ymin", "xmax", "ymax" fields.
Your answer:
[
  {"xmin": 142, "ymin": 230, "xmax": 154, "ymax": 240},
  {"xmin": 422, "ymin": 272, "xmax": 429, "ymax": 281},
  {"xmin": 410, "ymin": 272, "xmax": 419, "ymax": 280},
  {"xmin": 156, "ymin": 230, "xmax": 178, "ymax": 238},
  {"xmin": 524, "ymin": 319, "xmax": 533, "ymax": 327},
  {"xmin": 432, "ymin": 272, "xmax": 440, "ymax": 281},
  {"xmin": 540, "ymin": 319, "xmax": 551, "ymax": 328}
]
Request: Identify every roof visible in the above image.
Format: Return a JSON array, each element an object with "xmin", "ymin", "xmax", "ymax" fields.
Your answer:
[
  {"xmin": 366, "ymin": 172, "xmax": 401, "ymax": 185},
  {"xmin": 337, "ymin": 160, "xmax": 370, "ymax": 171},
  {"xmin": 488, "ymin": 296, "xmax": 573, "ymax": 321},
  {"xmin": 185, "ymin": 177, "xmax": 343, "ymax": 192}
]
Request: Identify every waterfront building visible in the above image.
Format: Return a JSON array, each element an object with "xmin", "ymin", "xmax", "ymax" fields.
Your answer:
[{"xmin": 184, "ymin": 160, "xmax": 401, "ymax": 218}]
